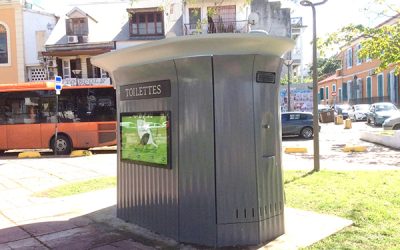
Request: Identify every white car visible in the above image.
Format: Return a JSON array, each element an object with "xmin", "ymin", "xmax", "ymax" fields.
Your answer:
[
  {"xmin": 382, "ymin": 114, "xmax": 400, "ymax": 130},
  {"xmin": 348, "ymin": 104, "xmax": 370, "ymax": 121}
]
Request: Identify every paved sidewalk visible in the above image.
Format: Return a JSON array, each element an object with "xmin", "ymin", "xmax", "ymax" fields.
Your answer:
[
  {"xmin": 0, "ymin": 154, "xmax": 353, "ymax": 249},
  {"xmin": 282, "ymin": 122, "xmax": 400, "ymax": 171}
]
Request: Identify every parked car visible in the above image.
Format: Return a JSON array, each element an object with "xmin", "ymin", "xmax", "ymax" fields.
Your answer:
[
  {"xmin": 348, "ymin": 104, "xmax": 370, "ymax": 121},
  {"xmin": 334, "ymin": 104, "xmax": 351, "ymax": 119},
  {"xmin": 382, "ymin": 113, "xmax": 400, "ymax": 130},
  {"xmin": 281, "ymin": 112, "xmax": 315, "ymax": 139},
  {"xmin": 367, "ymin": 102, "xmax": 399, "ymax": 126}
]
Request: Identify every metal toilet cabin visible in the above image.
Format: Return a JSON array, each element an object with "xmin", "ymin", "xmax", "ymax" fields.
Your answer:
[{"xmin": 92, "ymin": 33, "xmax": 294, "ymax": 247}]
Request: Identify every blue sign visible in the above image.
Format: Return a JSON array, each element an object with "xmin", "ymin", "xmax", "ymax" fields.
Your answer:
[{"xmin": 55, "ymin": 76, "xmax": 63, "ymax": 94}]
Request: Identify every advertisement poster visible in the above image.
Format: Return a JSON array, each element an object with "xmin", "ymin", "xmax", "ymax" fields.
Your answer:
[
  {"xmin": 280, "ymin": 86, "xmax": 313, "ymax": 112},
  {"xmin": 120, "ymin": 112, "xmax": 170, "ymax": 168}
]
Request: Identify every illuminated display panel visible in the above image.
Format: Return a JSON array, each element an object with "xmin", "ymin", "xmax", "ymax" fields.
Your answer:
[{"xmin": 120, "ymin": 111, "xmax": 170, "ymax": 168}]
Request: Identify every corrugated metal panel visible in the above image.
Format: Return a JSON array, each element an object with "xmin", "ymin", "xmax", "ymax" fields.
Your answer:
[
  {"xmin": 259, "ymin": 215, "xmax": 285, "ymax": 243},
  {"xmin": 217, "ymin": 222, "xmax": 260, "ymax": 247},
  {"xmin": 116, "ymin": 61, "xmax": 179, "ymax": 239},
  {"xmin": 253, "ymin": 55, "xmax": 285, "ymax": 234},
  {"xmin": 175, "ymin": 57, "xmax": 217, "ymax": 246},
  {"xmin": 213, "ymin": 55, "xmax": 259, "ymax": 225}
]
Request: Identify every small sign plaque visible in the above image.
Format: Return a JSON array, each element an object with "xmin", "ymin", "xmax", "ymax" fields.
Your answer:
[{"xmin": 120, "ymin": 80, "xmax": 171, "ymax": 101}]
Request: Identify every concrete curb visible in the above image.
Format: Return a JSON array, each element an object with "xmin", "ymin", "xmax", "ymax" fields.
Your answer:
[
  {"xmin": 284, "ymin": 147, "xmax": 308, "ymax": 153},
  {"xmin": 342, "ymin": 145, "xmax": 367, "ymax": 152},
  {"xmin": 70, "ymin": 150, "xmax": 93, "ymax": 157},
  {"xmin": 360, "ymin": 130, "xmax": 400, "ymax": 149},
  {"xmin": 17, "ymin": 151, "xmax": 41, "ymax": 158}
]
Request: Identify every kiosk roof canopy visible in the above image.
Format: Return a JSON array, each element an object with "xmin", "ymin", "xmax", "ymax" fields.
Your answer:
[{"xmin": 92, "ymin": 33, "xmax": 295, "ymax": 78}]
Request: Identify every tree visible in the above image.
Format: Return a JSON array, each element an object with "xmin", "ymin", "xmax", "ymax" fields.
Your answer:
[
  {"xmin": 320, "ymin": 1, "xmax": 400, "ymax": 73},
  {"xmin": 307, "ymin": 56, "xmax": 341, "ymax": 79}
]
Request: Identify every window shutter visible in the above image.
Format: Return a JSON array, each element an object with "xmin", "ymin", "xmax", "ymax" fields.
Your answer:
[
  {"xmin": 86, "ymin": 58, "xmax": 93, "ymax": 78},
  {"xmin": 56, "ymin": 58, "xmax": 63, "ymax": 78},
  {"xmin": 66, "ymin": 19, "xmax": 73, "ymax": 36},
  {"xmin": 76, "ymin": 58, "xmax": 81, "ymax": 70},
  {"xmin": 387, "ymin": 73, "xmax": 391, "ymax": 99},
  {"xmin": 395, "ymin": 75, "xmax": 399, "ymax": 103}
]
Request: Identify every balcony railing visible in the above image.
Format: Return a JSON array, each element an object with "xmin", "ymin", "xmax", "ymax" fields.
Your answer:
[
  {"xmin": 184, "ymin": 20, "xmax": 249, "ymax": 35},
  {"xmin": 62, "ymin": 78, "xmax": 111, "ymax": 86},
  {"xmin": 345, "ymin": 96, "xmax": 390, "ymax": 105}
]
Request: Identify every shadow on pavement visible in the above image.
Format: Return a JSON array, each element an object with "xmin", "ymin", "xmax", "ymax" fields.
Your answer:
[{"xmin": 0, "ymin": 206, "xmax": 177, "ymax": 249}]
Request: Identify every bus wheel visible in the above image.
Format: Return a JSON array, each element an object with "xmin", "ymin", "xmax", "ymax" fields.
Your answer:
[{"xmin": 52, "ymin": 135, "xmax": 72, "ymax": 155}]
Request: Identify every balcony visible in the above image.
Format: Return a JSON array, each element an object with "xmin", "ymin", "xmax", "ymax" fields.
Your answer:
[
  {"xmin": 184, "ymin": 20, "xmax": 249, "ymax": 35},
  {"xmin": 62, "ymin": 78, "xmax": 111, "ymax": 86}
]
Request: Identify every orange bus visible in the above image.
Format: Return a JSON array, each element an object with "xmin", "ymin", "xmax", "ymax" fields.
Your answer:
[{"xmin": 0, "ymin": 82, "xmax": 116, "ymax": 155}]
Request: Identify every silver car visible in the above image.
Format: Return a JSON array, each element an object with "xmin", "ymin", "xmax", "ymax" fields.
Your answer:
[
  {"xmin": 367, "ymin": 102, "xmax": 399, "ymax": 126},
  {"xmin": 382, "ymin": 114, "xmax": 400, "ymax": 130}
]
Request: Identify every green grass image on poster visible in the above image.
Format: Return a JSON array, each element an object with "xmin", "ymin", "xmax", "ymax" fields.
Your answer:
[{"xmin": 121, "ymin": 113, "xmax": 169, "ymax": 167}]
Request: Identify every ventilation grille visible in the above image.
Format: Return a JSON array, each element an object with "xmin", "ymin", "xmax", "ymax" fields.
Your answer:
[
  {"xmin": 256, "ymin": 71, "xmax": 276, "ymax": 84},
  {"xmin": 98, "ymin": 123, "xmax": 116, "ymax": 131},
  {"xmin": 98, "ymin": 132, "xmax": 116, "ymax": 144}
]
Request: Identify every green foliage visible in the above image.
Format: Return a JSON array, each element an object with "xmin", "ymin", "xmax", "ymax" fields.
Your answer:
[
  {"xmin": 320, "ymin": 0, "xmax": 400, "ymax": 73},
  {"xmin": 284, "ymin": 170, "xmax": 400, "ymax": 249},
  {"xmin": 308, "ymin": 56, "xmax": 341, "ymax": 79},
  {"xmin": 281, "ymin": 75, "xmax": 312, "ymax": 84}
]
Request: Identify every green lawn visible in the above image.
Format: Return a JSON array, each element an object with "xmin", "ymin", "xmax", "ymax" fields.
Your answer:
[
  {"xmin": 35, "ymin": 176, "xmax": 116, "ymax": 198},
  {"xmin": 284, "ymin": 170, "xmax": 400, "ymax": 250}
]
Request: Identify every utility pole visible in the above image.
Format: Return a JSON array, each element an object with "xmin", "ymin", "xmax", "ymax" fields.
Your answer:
[{"xmin": 300, "ymin": 0, "xmax": 328, "ymax": 172}]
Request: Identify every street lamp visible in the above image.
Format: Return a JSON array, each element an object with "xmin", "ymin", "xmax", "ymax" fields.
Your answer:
[
  {"xmin": 283, "ymin": 59, "xmax": 294, "ymax": 112},
  {"xmin": 300, "ymin": 0, "xmax": 328, "ymax": 172}
]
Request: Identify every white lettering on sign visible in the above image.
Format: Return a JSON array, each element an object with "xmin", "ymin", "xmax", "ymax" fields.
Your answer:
[
  {"xmin": 62, "ymin": 78, "xmax": 111, "ymax": 86},
  {"xmin": 125, "ymin": 85, "xmax": 162, "ymax": 98},
  {"xmin": 120, "ymin": 80, "xmax": 171, "ymax": 101}
]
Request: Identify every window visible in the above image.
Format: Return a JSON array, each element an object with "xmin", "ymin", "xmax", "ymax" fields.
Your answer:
[
  {"xmin": 207, "ymin": 5, "xmax": 236, "ymax": 33},
  {"xmin": 189, "ymin": 8, "xmax": 201, "ymax": 29},
  {"xmin": 66, "ymin": 18, "xmax": 88, "ymax": 36},
  {"xmin": 339, "ymin": 88, "xmax": 342, "ymax": 102},
  {"xmin": 346, "ymin": 48, "xmax": 353, "ymax": 69},
  {"xmin": 319, "ymin": 87, "xmax": 324, "ymax": 100},
  {"xmin": 342, "ymin": 82, "xmax": 348, "ymax": 101},
  {"xmin": 129, "ymin": 10, "xmax": 164, "ymax": 36},
  {"xmin": 356, "ymin": 78, "xmax": 363, "ymax": 99},
  {"xmin": 332, "ymin": 84, "xmax": 336, "ymax": 93},
  {"xmin": 2, "ymin": 93, "xmax": 41, "ymax": 124},
  {"xmin": 356, "ymin": 44, "xmax": 362, "ymax": 65},
  {"xmin": 0, "ymin": 23, "xmax": 9, "ymax": 64}
]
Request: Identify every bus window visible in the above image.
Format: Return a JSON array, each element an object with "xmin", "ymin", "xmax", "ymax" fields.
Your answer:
[
  {"xmin": 0, "ymin": 96, "xmax": 7, "ymax": 125},
  {"xmin": 5, "ymin": 94, "xmax": 40, "ymax": 124},
  {"xmin": 40, "ymin": 95, "xmax": 57, "ymax": 123}
]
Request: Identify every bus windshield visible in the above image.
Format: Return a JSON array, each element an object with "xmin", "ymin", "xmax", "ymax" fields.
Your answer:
[{"xmin": 0, "ymin": 82, "xmax": 117, "ymax": 154}]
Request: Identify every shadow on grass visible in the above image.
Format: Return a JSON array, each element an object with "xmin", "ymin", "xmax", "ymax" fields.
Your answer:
[{"xmin": 284, "ymin": 170, "xmax": 316, "ymax": 185}]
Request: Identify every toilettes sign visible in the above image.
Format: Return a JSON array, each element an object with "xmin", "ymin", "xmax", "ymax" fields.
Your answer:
[{"xmin": 120, "ymin": 80, "xmax": 171, "ymax": 101}]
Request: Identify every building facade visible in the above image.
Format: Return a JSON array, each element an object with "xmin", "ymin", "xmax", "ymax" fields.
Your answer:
[
  {"xmin": 43, "ymin": 0, "xmax": 292, "ymax": 86},
  {"xmin": 318, "ymin": 15, "xmax": 400, "ymax": 106},
  {"xmin": 0, "ymin": 0, "xmax": 57, "ymax": 84}
]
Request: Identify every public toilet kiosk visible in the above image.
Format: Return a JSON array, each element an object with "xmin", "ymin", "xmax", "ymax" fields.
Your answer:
[{"xmin": 92, "ymin": 33, "xmax": 294, "ymax": 247}]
